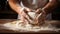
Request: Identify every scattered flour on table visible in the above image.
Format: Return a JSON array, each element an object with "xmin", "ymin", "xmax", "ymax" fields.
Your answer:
[{"xmin": 1, "ymin": 20, "xmax": 57, "ymax": 32}]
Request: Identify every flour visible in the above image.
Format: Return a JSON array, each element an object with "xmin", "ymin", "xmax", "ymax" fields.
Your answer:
[{"xmin": 1, "ymin": 20, "xmax": 57, "ymax": 32}]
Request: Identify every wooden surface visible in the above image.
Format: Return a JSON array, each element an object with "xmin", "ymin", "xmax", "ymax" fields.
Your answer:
[{"xmin": 0, "ymin": 19, "xmax": 60, "ymax": 33}]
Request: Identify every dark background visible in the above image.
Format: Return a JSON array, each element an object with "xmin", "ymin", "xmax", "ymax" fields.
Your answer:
[
  {"xmin": 0, "ymin": 0, "xmax": 60, "ymax": 20},
  {"xmin": 0, "ymin": 0, "xmax": 17, "ymax": 19}
]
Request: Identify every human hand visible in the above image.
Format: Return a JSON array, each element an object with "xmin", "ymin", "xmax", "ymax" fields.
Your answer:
[
  {"xmin": 18, "ymin": 8, "xmax": 33, "ymax": 24},
  {"xmin": 34, "ymin": 9, "xmax": 46, "ymax": 25},
  {"xmin": 35, "ymin": 8, "xmax": 42, "ymax": 14}
]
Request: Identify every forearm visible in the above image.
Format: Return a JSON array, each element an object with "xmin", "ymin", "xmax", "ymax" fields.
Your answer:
[
  {"xmin": 42, "ymin": 0, "xmax": 58, "ymax": 14},
  {"xmin": 8, "ymin": 0, "xmax": 22, "ymax": 13}
]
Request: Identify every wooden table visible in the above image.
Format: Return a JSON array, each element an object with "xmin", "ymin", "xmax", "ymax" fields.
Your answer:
[{"xmin": 0, "ymin": 19, "xmax": 60, "ymax": 33}]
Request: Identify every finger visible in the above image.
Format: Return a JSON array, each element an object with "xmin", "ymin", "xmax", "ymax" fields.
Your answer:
[
  {"xmin": 22, "ymin": 11, "xmax": 33, "ymax": 23},
  {"xmin": 24, "ymin": 16, "xmax": 31, "ymax": 24},
  {"xmin": 24, "ymin": 7, "xmax": 32, "ymax": 12},
  {"xmin": 20, "ymin": 16, "xmax": 26, "ymax": 22},
  {"xmin": 35, "ymin": 9, "xmax": 39, "ymax": 13},
  {"xmin": 36, "ymin": 9, "xmax": 42, "ymax": 14},
  {"xmin": 20, "ymin": 16, "xmax": 29, "ymax": 25},
  {"xmin": 37, "ymin": 12, "xmax": 43, "ymax": 19},
  {"xmin": 36, "ymin": 13, "xmax": 45, "ymax": 21},
  {"xmin": 23, "ymin": 11, "xmax": 34, "ymax": 20}
]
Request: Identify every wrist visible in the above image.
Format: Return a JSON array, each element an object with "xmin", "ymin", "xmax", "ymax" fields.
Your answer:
[{"xmin": 18, "ymin": 7, "xmax": 25, "ymax": 14}]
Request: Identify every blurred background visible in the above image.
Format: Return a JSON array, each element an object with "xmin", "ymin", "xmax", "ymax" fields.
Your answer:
[
  {"xmin": 0, "ymin": 0, "xmax": 17, "ymax": 19},
  {"xmin": 0, "ymin": 0, "xmax": 60, "ymax": 20}
]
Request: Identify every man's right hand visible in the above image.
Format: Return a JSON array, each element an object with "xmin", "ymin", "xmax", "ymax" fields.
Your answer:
[{"xmin": 18, "ymin": 8, "xmax": 33, "ymax": 23}]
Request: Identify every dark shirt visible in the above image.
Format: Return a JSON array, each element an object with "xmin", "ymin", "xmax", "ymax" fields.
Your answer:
[{"xmin": 52, "ymin": 0, "xmax": 60, "ymax": 20}]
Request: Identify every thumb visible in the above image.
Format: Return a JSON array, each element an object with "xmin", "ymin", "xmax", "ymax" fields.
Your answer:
[{"xmin": 36, "ymin": 9, "xmax": 42, "ymax": 14}]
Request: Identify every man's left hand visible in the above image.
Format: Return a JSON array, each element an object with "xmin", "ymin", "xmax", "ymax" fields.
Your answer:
[{"xmin": 34, "ymin": 8, "xmax": 46, "ymax": 25}]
